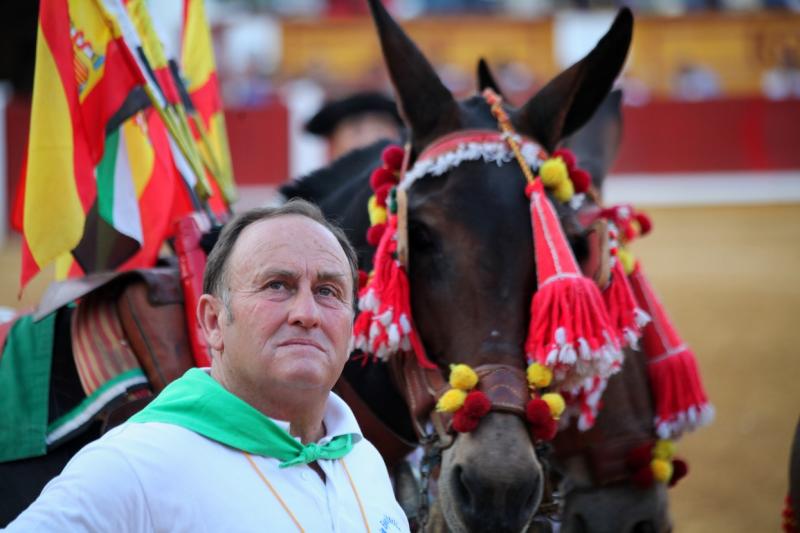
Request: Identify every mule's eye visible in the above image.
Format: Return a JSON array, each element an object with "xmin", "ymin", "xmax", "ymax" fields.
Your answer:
[{"xmin": 408, "ymin": 221, "xmax": 437, "ymax": 252}]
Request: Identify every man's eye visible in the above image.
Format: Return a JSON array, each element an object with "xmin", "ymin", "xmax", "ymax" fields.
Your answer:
[
  {"xmin": 265, "ymin": 280, "xmax": 287, "ymax": 291},
  {"xmin": 317, "ymin": 286, "xmax": 338, "ymax": 298}
]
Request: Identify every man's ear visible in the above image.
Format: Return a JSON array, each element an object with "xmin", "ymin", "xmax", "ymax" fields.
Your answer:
[{"xmin": 198, "ymin": 293, "xmax": 225, "ymax": 355}]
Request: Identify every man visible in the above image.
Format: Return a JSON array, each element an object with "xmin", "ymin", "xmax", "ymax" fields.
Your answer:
[
  {"xmin": 7, "ymin": 200, "xmax": 410, "ymax": 532},
  {"xmin": 305, "ymin": 91, "xmax": 403, "ymax": 161}
]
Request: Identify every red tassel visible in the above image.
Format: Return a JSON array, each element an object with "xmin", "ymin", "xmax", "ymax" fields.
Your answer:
[
  {"xmin": 628, "ymin": 263, "xmax": 714, "ymax": 439},
  {"xmin": 603, "ymin": 261, "xmax": 649, "ymax": 349},
  {"xmin": 352, "ymin": 216, "xmax": 435, "ymax": 369},
  {"xmin": 525, "ymin": 180, "xmax": 621, "ymax": 385},
  {"xmin": 526, "ymin": 398, "xmax": 558, "ymax": 441}
]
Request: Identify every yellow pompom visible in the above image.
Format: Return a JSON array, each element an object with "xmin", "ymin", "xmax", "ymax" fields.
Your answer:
[
  {"xmin": 367, "ymin": 195, "xmax": 387, "ymax": 226},
  {"xmin": 449, "ymin": 364, "xmax": 479, "ymax": 391},
  {"xmin": 436, "ymin": 389, "xmax": 467, "ymax": 413},
  {"xmin": 617, "ymin": 248, "xmax": 636, "ymax": 275},
  {"xmin": 527, "ymin": 363, "xmax": 553, "ymax": 389},
  {"xmin": 539, "ymin": 157, "xmax": 568, "ymax": 188},
  {"xmin": 541, "ymin": 393, "xmax": 566, "ymax": 419},
  {"xmin": 653, "ymin": 440, "xmax": 676, "ymax": 460},
  {"xmin": 552, "ymin": 177, "xmax": 574, "ymax": 203},
  {"xmin": 651, "ymin": 458, "xmax": 673, "ymax": 483}
]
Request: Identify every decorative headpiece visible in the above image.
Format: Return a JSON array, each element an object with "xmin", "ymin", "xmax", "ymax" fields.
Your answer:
[
  {"xmin": 599, "ymin": 204, "xmax": 714, "ymax": 439},
  {"xmin": 353, "ymin": 89, "xmax": 630, "ymax": 434},
  {"xmin": 482, "ymin": 89, "xmax": 622, "ymax": 396},
  {"xmin": 353, "ymin": 145, "xmax": 433, "ymax": 368},
  {"xmin": 626, "ymin": 439, "xmax": 689, "ymax": 489}
]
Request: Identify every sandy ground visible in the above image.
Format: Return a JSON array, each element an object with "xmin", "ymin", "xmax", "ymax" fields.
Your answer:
[{"xmin": 0, "ymin": 203, "xmax": 797, "ymax": 531}]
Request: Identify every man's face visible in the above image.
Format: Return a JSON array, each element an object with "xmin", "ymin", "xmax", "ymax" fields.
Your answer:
[
  {"xmin": 329, "ymin": 113, "xmax": 401, "ymax": 160},
  {"xmin": 207, "ymin": 215, "xmax": 354, "ymax": 397}
]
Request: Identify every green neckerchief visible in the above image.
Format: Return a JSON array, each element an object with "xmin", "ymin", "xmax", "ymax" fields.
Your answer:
[{"xmin": 129, "ymin": 368, "xmax": 353, "ymax": 468}]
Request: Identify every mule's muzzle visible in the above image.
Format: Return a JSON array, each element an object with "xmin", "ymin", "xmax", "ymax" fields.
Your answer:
[{"xmin": 446, "ymin": 412, "xmax": 544, "ymax": 533}]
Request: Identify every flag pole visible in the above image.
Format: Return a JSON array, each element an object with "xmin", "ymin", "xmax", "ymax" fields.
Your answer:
[{"xmin": 94, "ymin": 0, "xmax": 219, "ymax": 224}]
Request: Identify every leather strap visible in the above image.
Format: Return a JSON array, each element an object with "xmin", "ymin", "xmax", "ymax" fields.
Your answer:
[{"xmin": 389, "ymin": 353, "xmax": 532, "ymax": 447}]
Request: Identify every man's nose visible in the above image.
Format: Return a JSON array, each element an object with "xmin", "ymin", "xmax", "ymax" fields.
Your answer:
[{"xmin": 287, "ymin": 286, "xmax": 321, "ymax": 328}]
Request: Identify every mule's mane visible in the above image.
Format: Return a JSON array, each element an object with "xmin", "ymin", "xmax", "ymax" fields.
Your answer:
[{"xmin": 279, "ymin": 138, "xmax": 393, "ymax": 205}]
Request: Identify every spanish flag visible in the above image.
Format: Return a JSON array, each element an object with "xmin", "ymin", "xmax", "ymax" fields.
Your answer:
[
  {"xmin": 181, "ymin": 0, "xmax": 236, "ymax": 204},
  {"xmin": 17, "ymin": 0, "xmax": 191, "ymax": 289}
]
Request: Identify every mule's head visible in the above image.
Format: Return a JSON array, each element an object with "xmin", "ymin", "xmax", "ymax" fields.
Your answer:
[{"xmin": 366, "ymin": 2, "xmax": 632, "ymax": 531}]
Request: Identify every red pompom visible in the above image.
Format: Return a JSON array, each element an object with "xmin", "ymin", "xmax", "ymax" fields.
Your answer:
[
  {"xmin": 382, "ymin": 145, "xmax": 405, "ymax": 170},
  {"xmin": 358, "ymin": 270, "xmax": 369, "ymax": 290},
  {"xmin": 370, "ymin": 167, "xmax": 396, "ymax": 191},
  {"xmin": 375, "ymin": 184, "xmax": 392, "ymax": 208},
  {"xmin": 553, "ymin": 148, "xmax": 577, "ymax": 171},
  {"xmin": 626, "ymin": 443, "xmax": 654, "ymax": 470},
  {"xmin": 452, "ymin": 410, "xmax": 480, "ymax": 433},
  {"xmin": 623, "ymin": 223, "xmax": 637, "ymax": 242},
  {"xmin": 526, "ymin": 399, "xmax": 557, "ymax": 441},
  {"xmin": 461, "ymin": 391, "xmax": 491, "ymax": 418},
  {"xmin": 668, "ymin": 458, "xmax": 688, "ymax": 487},
  {"xmin": 631, "ymin": 466, "xmax": 655, "ymax": 489},
  {"xmin": 635, "ymin": 212, "xmax": 652, "ymax": 236},
  {"xmin": 366, "ymin": 223, "xmax": 387, "ymax": 247},
  {"xmin": 570, "ymin": 168, "xmax": 591, "ymax": 194}
]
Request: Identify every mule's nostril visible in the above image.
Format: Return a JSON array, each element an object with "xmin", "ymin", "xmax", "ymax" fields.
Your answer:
[
  {"xmin": 522, "ymin": 474, "xmax": 541, "ymax": 510},
  {"xmin": 632, "ymin": 520, "xmax": 657, "ymax": 533},
  {"xmin": 453, "ymin": 465, "xmax": 473, "ymax": 509}
]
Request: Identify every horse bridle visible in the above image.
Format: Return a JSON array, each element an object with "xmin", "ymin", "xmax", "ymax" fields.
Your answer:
[{"xmin": 385, "ymin": 122, "xmax": 570, "ymax": 526}]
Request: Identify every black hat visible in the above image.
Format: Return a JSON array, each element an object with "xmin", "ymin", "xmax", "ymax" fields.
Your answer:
[{"xmin": 304, "ymin": 91, "xmax": 403, "ymax": 137}]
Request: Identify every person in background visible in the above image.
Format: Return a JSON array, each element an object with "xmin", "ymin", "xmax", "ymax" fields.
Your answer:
[
  {"xmin": 305, "ymin": 91, "xmax": 404, "ymax": 161},
  {"xmin": 6, "ymin": 200, "xmax": 410, "ymax": 533}
]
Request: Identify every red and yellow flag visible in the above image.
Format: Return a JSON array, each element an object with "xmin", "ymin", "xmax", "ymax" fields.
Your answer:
[
  {"xmin": 181, "ymin": 0, "xmax": 236, "ymax": 205},
  {"xmin": 18, "ymin": 0, "xmax": 192, "ymax": 289}
]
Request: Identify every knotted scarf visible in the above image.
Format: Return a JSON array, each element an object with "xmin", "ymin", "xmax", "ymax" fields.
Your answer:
[{"xmin": 129, "ymin": 368, "xmax": 354, "ymax": 467}]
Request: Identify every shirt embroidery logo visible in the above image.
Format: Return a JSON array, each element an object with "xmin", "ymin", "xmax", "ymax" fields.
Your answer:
[{"xmin": 379, "ymin": 514, "xmax": 403, "ymax": 533}]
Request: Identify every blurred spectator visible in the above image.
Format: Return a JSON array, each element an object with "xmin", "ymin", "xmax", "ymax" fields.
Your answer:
[
  {"xmin": 305, "ymin": 91, "xmax": 403, "ymax": 161},
  {"xmin": 618, "ymin": 74, "xmax": 652, "ymax": 106},
  {"xmin": 672, "ymin": 63, "xmax": 721, "ymax": 101},
  {"xmin": 761, "ymin": 48, "xmax": 800, "ymax": 100},
  {"xmin": 218, "ymin": 13, "xmax": 281, "ymax": 107}
]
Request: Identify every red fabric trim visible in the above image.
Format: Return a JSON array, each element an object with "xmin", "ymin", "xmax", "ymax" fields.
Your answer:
[{"xmin": 416, "ymin": 130, "xmax": 545, "ymax": 162}]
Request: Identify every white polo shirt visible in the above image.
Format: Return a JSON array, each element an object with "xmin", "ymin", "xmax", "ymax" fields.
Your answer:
[{"xmin": 6, "ymin": 392, "xmax": 409, "ymax": 533}]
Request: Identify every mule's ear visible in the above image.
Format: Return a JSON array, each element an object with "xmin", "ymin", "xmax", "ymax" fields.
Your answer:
[
  {"xmin": 513, "ymin": 8, "xmax": 632, "ymax": 153},
  {"xmin": 477, "ymin": 58, "xmax": 505, "ymax": 98},
  {"xmin": 560, "ymin": 89, "xmax": 624, "ymax": 192},
  {"xmin": 366, "ymin": 0, "xmax": 459, "ymax": 150}
]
